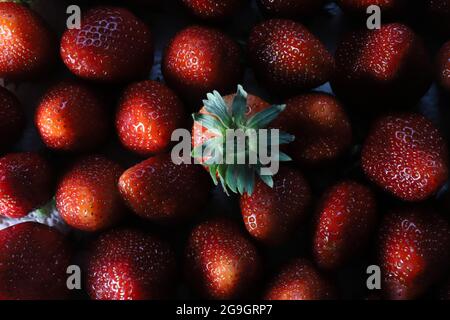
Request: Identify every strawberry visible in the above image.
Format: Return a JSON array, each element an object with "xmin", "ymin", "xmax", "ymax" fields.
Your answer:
[
  {"xmin": 181, "ymin": 0, "xmax": 244, "ymax": 21},
  {"xmin": 240, "ymin": 167, "xmax": 311, "ymax": 245},
  {"xmin": 362, "ymin": 113, "xmax": 448, "ymax": 201},
  {"xmin": 272, "ymin": 92, "xmax": 352, "ymax": 166},
  {"xmin": 56, "ymin": 155, "xmax": 124, "ymax": 232},
  {"xmin": 60, "ymin": 6, "xmax": 153, "ymax": 83},
  {"xmin": 162, "ymin": 26, "xmax": 243, "ymax": 106},
  {"xmin": 118, "ymin": 153, "xmax": 211, "ymax": 223},
  {"xmin": 116, "ymin": 80, "xmax": 186, "ymax": 156},
  {"xmin": 35, "ymin": 81, "xmax": 109, "ymax": 152},
  {"xmin": 336, "ymin": 0, "xmax": 408, "ymax": 18},
  {"xmin": 86, "ymin": 228, "xmax": 176, "ymax": 300},
  {"xmin": 378, "ymin": 207, "xmax": 450, "ymax": 300},
  {"xmin": 185, "ymin": 217, "xmax": 262, "ymax": 299},
  {"xmin": 248, "ymin": 19, "xmax": 334, "ymax": 96},
  {"xmin": 0, "ymin": 222, "xmax": 72, "ymax": 300},
  {"xmin": 313, "ymin": 181, "xmax": 377, "ymax": 270},
  {"xmin": 437, "ymin": 41, "xmax": 450, "ymax": 93},
  {"xmin": 331, "ymin": 23, "xmax": 432, "ymax": 109},
  {"xmin": 257, "ymin": 0, "xmax": 327, "ymax": 18},
  {"xmin": 0, "ymin": 152, "xmax": 53, "ymax": 218},
  {"xmin": 265, "ymin": 259, "xmax": 335, "ymax": 300},
  {"xmin": 0, "ymin": 2, "xmax": 56, "ymax": 81},
  {"xmin": 0, "ymin": 86, "xmax": 24, "ymax": 152}
]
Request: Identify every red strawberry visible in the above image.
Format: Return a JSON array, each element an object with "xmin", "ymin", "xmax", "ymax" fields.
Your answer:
[
  {"xmin": 35, "ymin": 81, "xmax": 109, "ymax": 152},
  {"xmin": 0, "ymin": 87, "xmax": 24, "ymax": 152},
  {"xmin": 258, "ymin": 0, "xmax": 327, "ymax": 18},
  {"xmin": 185, "ymin": 217, "xmax": 262, "ymax": 299},
  {"xmin": 248, "ymin": 19, "xmax": 334, "ymax": 96},
  {"xmin": 0, "ymin": 2, "xmax": 56, "ymax": 81},
  {"xmin": 437, "ymin": 41, "xmax": 450, "ymax": 93},
  {"xmin": 86, "ymin": 228, "xmax": 176, "ymax": 300},
  {"xmin": 425, "ymin": 0, "xmax": 450, "ymax": 36},
  {"xmin": 265, "ymin": 259, "xmax": 335, "ymax": 300},
  {"xmin": 272, "ymin": 92, "xmax": 352, "ymax": 166},
  {"xmin": 56, "ymin": 156, "xmax": 124, "ymax": 232},
  {"xmin": 378, "ymin": 207, "xmax": 450, "ymax": 300},
  {"xmin": 61, "ymin": 6, "xmax": 153, "ymax": 83},
  {"xmin": 313, "ymin": 181, "xmax": 377, "ymax": 270},
  {"xmin": 0, "ymin": 152, "xmax": 53, "ymax": 218},
  {"xmin": 362, "ymin": 113, "xmax": 448, "ymax": 201},
  {"xmin": 240, "ymin": 167, "xmax": 311, "ymax": 245},
  {"xmin": 181, "ymin": 0, "xmax": 244, "ymax": 21},
  {"xmin": 118, "ymin": 153, "xmax": 211, "ymax": 223},
  {"xmin": 0, "ymin": 222, "xmax": 72, "ymax": 300},
  {"xmin": 116, "ymin": 80, "xmax": 186, "ymax": 156},
  {"xmin": 336, "ymin": 0, "xmax": 408, "ymax": 18},
  {"xmin": 162, "ymin": 26, "xmax": 243, "ymax": 106},
  {"xmin": 331, "ymin": 23, "xmax": 432, "ymax": 109}
]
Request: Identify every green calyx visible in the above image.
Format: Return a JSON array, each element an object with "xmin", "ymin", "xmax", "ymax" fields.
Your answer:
[
  {"xmin": 192, "ymin": 85, "xmax": 295, "ymax": 196},
  {"xmin": 0, "ymin": 0, "xmax": 33, "ymax": 5}
]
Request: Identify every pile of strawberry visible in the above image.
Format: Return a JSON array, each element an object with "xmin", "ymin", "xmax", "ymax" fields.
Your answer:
[{"xmin": 0, "ymin": 0, "xmax": 450, "ymax": 300}]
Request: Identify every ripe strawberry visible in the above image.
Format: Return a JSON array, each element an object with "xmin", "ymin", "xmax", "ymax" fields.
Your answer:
[
  {"xmin": 313, "ymin": 181, "xmax": 377, "ymax": 270},
  {"xmin": 336, "ymin": 0, "xmax": 408, "ymax": 18},
  {"xmin": 437, "ymin": 41, "xmax": 450, "ymax": 93},
  {"xmin": 0, "ymin": 222, "xmax": 72, "ymax": 300},
  {"xmin": 181, "ymin": 0, "xmax": 243, "ymax": 21},
  {"xmin": 56, "ymin": 156, "xmax": 124, "ymax": 232},
  {"xmin": 378, "ymin": 207, "xmax": 450, "ymax": 300},
  {"xmin": 248, "ymin": 19, "xmax": 334, "ymax": 96},
  {"xmin": 86, "ymin": 228, "xmax": 176, "ymax": 300},
  {"xmin": 0, "ymin": 2, "xmax": 56, "ymax": 81},
  {"xmin": 0, "ymin": 152, "xmax": 53, "ymax": 218},
  {"xmin": 61, "ymin": 6, "xmax": 153, "ymax": 83},
  {"xmin": 116, "ymin": 80, "xmax": 186, "ymax": 156},
  {"xmin": 35, "ymin": 81, "xmax": 109, "ymax": 152},
  {"xmin": 272, "ymin": 92, "xmax": 352, "ymax": 166},
  {"xmin": 362, "ymin": 113, "xmax": 448, "ymax": 201},
  {"xmin": 331, "ymin": 23, "xmax": 432, "ymax": 108},
  {"xmin": 257, "ymin": 0, "xmax": 327, "ymax": 18},
  {"xmin": 185, "ymin": 217, "xmax": 262, "ymax": 299},
  {"xmin": 162, "ymin": 26, "xmax": 243, "ymax": 106},
  {"xmin": 118, "ymin": 153, "xmax": 211, "ymax": 223},
  {"xmin": 265, "ymin": 259, "xmax": 335, "ymax": 300},
  {"xmin": 240, "ymin": 167, "xmax": 311, "ymax": 245},
  {"xmin": 0, "ymin": 87, "xmax": 24, "ymax": 152}
]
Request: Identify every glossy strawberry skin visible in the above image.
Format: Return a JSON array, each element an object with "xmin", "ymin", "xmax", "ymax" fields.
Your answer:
[
  {"xmin": 185, "ymin": 218, "xmax": 262, "ymax": 299},
  {"xmin": 56, "ymin": 156, "xmax": 124, "ymax": 232},
  {"xmin": 336, "ymin": 0, "xmax": 408, "ymax": 18},
  {"xmin": 258, "ymin": 0, "xmax": 327, "ymax": 18},
  {"xmin": 118, "ymin": 153, "xmax": 211, "ymax": 223},
  {"xmin": 181, "ymin": 0, "xmax": 243, "ymax": 21},
  {"xmin": 0, "ymin": 222, "xmax": 72, "ymax": 300},
  {"xmin": 313, "ymin": 181, "xmax": 377, "ymax": 270},
  {"xmin": 265, "ymin": 259, "xmax": 335, "ymax": 300},
  {"xmin": 437, "ymin": 41, "xmax": 450, "ymax": 93},
  {"xmin": 240, "ymin": 167, "xmax": 311, "ymax": 246},
  {"xmin": 0, "ymin": 3, "xmax": 56, "ymax": 81},
  {"xmin": 61, "ymin": 7, "xmax": 153, "ymax": 83},
  {"xmin": 86, "ymin": 228, "xmax": 176, "ymax": 300},
  {"xmin": 331, "ymin": 23, "xmax": 432, "ymax": 109},
  {"xmin": 248, "ymin": 19, "xmax": 334, "ymax": 96},
  {"xmin": 0, "ymin": 153, "xmax": 53, "ymax": 218},
  {"xmin": 116, "ymin": 81, "xmax": 186, "ymax": 156},
  {"xmin": 192, "ymin": 93, "xmax": 269, "ymax": 164},
  {"xmin": 162, "ymin": 26, "xmax": 243, "ymax": 106},
  {"xmin": 35, "ymin": 81, "xmax": 109, "ymax": 152},
  {"xmin": 362, "ymin": 113, "xmax": 448, "ymax": 201},
  {"xmin": 272, "ymin": 92, "xmax": 352, "ymax": 166},
  {"xmin": 0, "ymin": 87, "xmax": 24, "ymax": 152},
  {"xmin": 378, "ymin": 208, "xmax": 450, "ymax": 300}
]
